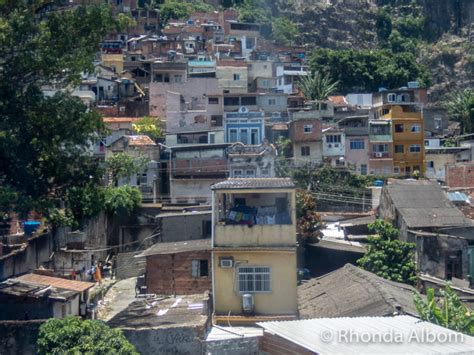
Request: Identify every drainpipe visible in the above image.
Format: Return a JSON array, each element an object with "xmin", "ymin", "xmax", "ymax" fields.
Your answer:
[{"xmin": 211, "ymin": 190, "xmax": 216, "ymax": 315}]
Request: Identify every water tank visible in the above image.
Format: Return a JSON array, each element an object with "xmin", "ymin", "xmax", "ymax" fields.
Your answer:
[
  {"xmin": 407, "ymin": 81, "xmax": 419, "ymax": 89},
  {"xmin": 242, "ymin": 294, "xmax": 254, "ymax": 314},
  {"xmin": 23, "ymin": 221, "xmax": 40, "ymax": 235}
]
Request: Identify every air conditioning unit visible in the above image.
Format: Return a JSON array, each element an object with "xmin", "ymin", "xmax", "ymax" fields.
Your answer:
[
  {"xmin": 220, "ymin": 259, "xmax": 233, "ymax": 268},
  {"xmin": 375, "ymin": 152, "xmax": 383, "ymax": 158},
  {"xmin": 242, "ymin": 294, "xmax": 254, "ymax": 314},
  {"xmin": 328, "ymin": 144, "xmax": 332, "ymax": 148}
]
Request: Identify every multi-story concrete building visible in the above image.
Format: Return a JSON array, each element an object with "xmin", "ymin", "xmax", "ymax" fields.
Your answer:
[
  {"xmin": 224, "ymin": 108, "xmax": 265, "ymax": 145},
  {"xmin": 211, "ymin": 178, "xmax": 298, "ymax": 322},
  {"xmin": 288, "ymin": 111, "xmax": 323, "ymax": 166}
]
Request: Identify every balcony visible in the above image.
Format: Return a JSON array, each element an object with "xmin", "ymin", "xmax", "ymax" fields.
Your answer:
[
  {"xmin": 172, "ymin": 158, "xmax": 228, "ymax": 177},
  {"xmin": 370, "ymin": 152, "xmax": 392, "ymax": 159},
  {"xmin": 215, "ymin": 223, "xmax": 295, "ymax": 247}
]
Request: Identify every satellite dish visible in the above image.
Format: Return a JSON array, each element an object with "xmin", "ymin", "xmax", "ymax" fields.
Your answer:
[{"xmin": 239, "ymin": 106, "xmax": 249, "ymax": 113}]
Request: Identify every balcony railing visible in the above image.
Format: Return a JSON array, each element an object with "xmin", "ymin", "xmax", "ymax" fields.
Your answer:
[
  {"xmin": 369, "ymin": 134, "xmax": 392, "ymax": 142},
  {"xmin": 214, "ymin": 223, "xmax": 295, "ymax": 247},
  {"xmin": 370, "ymin": 152, "xmax": 392, "ymax": 159}
]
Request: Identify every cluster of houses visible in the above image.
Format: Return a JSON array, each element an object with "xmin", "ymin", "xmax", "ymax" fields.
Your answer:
[{"xmin": 1, "ymin": 2, "xmax": 474, "ymax": 354}]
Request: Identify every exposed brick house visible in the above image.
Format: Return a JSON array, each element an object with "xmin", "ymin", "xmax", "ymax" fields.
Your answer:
[
  {"xmin": 141, "ymin": 239, "xmax": 212, "ymax": 295},
  {"xmin": 446, "ymin": 162, "xmax": 474, "ymax": 188}
]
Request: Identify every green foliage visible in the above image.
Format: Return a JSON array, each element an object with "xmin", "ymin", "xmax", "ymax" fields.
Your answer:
[
  {"xmin": 272, "ymin": 17, "xmax": 299, "ymax": 46},
  {"xmin": 66, "ymin": 183, "xmax": 106, "ymax": 226},
  {"xmin": 236, "ymin": 0, "xmax": 272, "ymax": 25},
  {"xmin": 414, "ymin": 286, "xmax": 474, "ymax": 336},
  {"xmin": 395, "ymin": 14, "xmax": 424, "ymax": 39},
  {"xmin": 47, "ymin": 208, "xmax": 78, "ymax": 229},
  {"xmin": 357, "ymin": 220, "xmax": 416, "ymax": 284},
  {"xmin": 367, "ymin": 219, "xmax": 399, "ymax": 240},
  {"xmin": 296, "ymin": 191, "xmax": 324, "ymax": 244},
  {"xmin": 443, "ymin": 136, "xmax": 457, "ymax": 148},
  {"xmin": 132, "ymin": 116, "xmax": 163, "ymax": 142},
  {"xmin": 0, "ymin": 186, "xmax": 17, "ymax": 215},
  {"xmin": 298, "ymin": 72, "xmax": 339, "ymax": 107},
  {"xmin": 37, "ymin": 316, "xmax": 138, "ymax": 355},
  {"xmin": 0, "ymin": 2, "xmax": 121, "ymax": 216},
  {"xmin": 310, "ymin": 48, "xmax": 431, "ymax": 92},
  {"xmin": 376, "ymin": 9, "xmax": 392, "ymax": 42},
  {"xmin": 106, "ymin": 153, "xmax": 150, "ymax": 186},
  {"xmin": 388, "ymin": 29, "xmax": 417, "ymax": 54},
  {"xmin": 104, "ymin": 185, "xmax": 142, "ymax": 215},
  {"xmin": 159, "ymin": 0, "xmax": 213, "ymax": 25},
  {"xmin": 443, "ymin": 88, "xmax": 474, "ymax": 134}
]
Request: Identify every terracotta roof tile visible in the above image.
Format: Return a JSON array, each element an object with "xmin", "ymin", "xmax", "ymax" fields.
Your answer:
[
  {"xmin": 103, "ymin": 117, "xmax": 141, "ymax": 123},
  {"xmin": 328, "ymin": 95, "xmax": 349, "ymax": 106},
  {"xmin": 16, "ymin": 273, "xmax": 95, "ymax": 292},
  {"xmin": 126, "ymin": 135, "xmax": 156, "ymax": 146}
]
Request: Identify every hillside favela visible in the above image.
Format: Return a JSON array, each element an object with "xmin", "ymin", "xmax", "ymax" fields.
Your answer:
[{"xmin": 0, "ymin": 0, "xmax": 473, "ymax": 354}]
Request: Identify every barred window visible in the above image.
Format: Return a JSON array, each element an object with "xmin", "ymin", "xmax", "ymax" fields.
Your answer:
[{"xmin": 238, "ymin": 266, "xmax": 271, "ymax": 292}]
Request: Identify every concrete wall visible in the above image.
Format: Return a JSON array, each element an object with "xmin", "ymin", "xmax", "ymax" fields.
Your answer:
[
  {"xmin": 293, "ymin": 141, "xmax": 323, "ymax": 163},
  {"xmin": 170, "ymin": 178, "xmax": 221, "ymax": 204},
  {"xmin": 146, "ymin": 250, "xmax": 212, "ymax": 295},
  {"xmin": 425, "ymin": 153, "xmax": 457, "ymax": 181},
  {"xmin": 289, "ymin": 119, "xmax": 322, "ymax": 142},
  {"xmin": 345, "ymin": 136, "xmax": 369, "ymax": 175},
  {"xmin": 160, "ymin": 213, "xmax": 212, "ymax": 242},
  {"xmin": 0, "ymin": 320, "xmax": 44, "ymax": 355},
  {"xmin": 121, "ymin": 325, "xmax": 205, "ymax": 355},
  {"xmin": 205, "ymin": 336, "xmax": 260, "ymax": 354},
  {"xmin": 415, "ymin": 234, "xmax": 469, "ymax": 281},
  {"xmin": 0, "ymin": 233, "xmax": 53, "ymax": 281},
  {"xmin": 213, "ymin": 250, "xmax": 298, "ymax": 315}
]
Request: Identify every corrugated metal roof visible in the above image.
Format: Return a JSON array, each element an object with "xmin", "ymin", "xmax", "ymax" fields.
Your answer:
[
  {"xmin": 258, "ymin": 315, "xmax": 474, "ymax": 354},
  {"xmin": 16, "ymin": 274, "xmax": 94, "ymax": 292},
  {"xmin": 126, "ymin": 135, "xmax": 156, "ymax": 146},
  {"xmin": 212, "ymin": 178, "xmax": 295, "ymax": 190},
  {"xmin": 139, "ymin": 239, "xmax": 211, "ymax": 257},
  {"xmin": 447, "ymin": 191, "xmax": 469, "ymax": 203},
  {"xmin": 206, "ymin": 326, "xmax": 263, "ymax": 342}
]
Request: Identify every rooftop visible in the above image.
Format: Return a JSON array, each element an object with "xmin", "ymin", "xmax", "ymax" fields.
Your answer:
[
  {"xmin": 211, "ymin": 178, "xmax": 295, "ymax": 190},
  {"xmin": 257, "ymin": 315, "xmax": 474, "ymax": 354},
  {"xmin": 139, "ymin": 239, "xmax": 212, "ymax": 257},
  {"xmin": 298, "ymin": 264, "xmax": 419, "ymax": 318},
  {"xmin": 103, "ymin": 117, "xmax": 141, "ymax": 124},
  {"xmin": 126, "ymin": 135, "xmax": 156, "ymax": 146},
  {"xmin": 384, "ymin": 179, "xmax": 472, "ymax": 228},
  {"xmin": 16, "ymin": 273, "xmax": 95, "ymax": 293},
  {"xmin": 107, "ymin": 293, "xmax": 209, "ymax": 329},
  {"xmin": 0, "ymin": 279, "xmax": 77, "ymax": 301}
]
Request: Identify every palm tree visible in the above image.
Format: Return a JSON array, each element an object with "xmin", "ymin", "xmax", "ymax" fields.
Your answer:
[
  {"xmin": 298, "ymin": 71, "xmax": 339, "ymax": 110},
  {"xmin": 443, "ymin": 88, "xmax": 474, "ymax": 134}
]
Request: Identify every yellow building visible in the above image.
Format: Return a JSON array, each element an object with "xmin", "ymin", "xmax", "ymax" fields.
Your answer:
[
  {"xmin": 211, "ymin": 178, "xmax": 298, "ymax": 323},
  {"xmin": 101, "ymin": 53, "xmax": 124, "ymax": 73},
  {"xmin": 382, "ymin": 105, "xmax": 425, "ymax": 176}
]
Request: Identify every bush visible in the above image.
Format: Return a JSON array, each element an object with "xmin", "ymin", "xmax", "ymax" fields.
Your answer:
[
  {"xmin": 37, "ymin": 317, "xmax": 138, "ymax": 355},
  {"xmin": 104, "ymin": 185, "xmax": 142, "ymax": 215}
]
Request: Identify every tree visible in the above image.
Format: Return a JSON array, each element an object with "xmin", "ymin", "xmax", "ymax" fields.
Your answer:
[
  {"xmin": 37, "ymin": 316, "xmax": 138, "ymax": 355},
  {"xmin": 106, "ymin": 152, "xmax": 150, "ymax": 186},
  {"xmin": 376, "ymin": 9, "xmax": 392, "ymax": 42},
  {"xmin": 357, "ymin": 220, "xmax": 417, "ymax": 284},
  {"xmin": 159, "ymin": 0, "xmax": 213, "ymax": 26},
  {"xmin": 296, "ymin": 191, "xmax": 324, "ymax": 244},
  {"xmin": 414, "ymin": 286, "xmax": 474, "ymax": 336},
  {"xmin": 132, "ymin": 116, "xmax": 163, "ymax": 142},
  {"xmin": 104, "ymin": 185, "xmax": 142, "ymax": 215},
  {"xmin": 272, "ymin": 17, "xmax": 299, "ymax": 46},
  {"xmin": 443, "ymin": 88, "xmax": 474, "ymax": 134},
  {"xmin": 0, "ymin": 2, "xmax": 124, "ymax": 217},
  {"xmin": 298, "ymin": 72, "xmax": 339, "ymax": 109}
]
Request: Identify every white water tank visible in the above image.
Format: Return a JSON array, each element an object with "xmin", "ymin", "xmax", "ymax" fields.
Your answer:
[{"xmin": 242, "ymin": 294, "xmax": 254, "ymax": 313}]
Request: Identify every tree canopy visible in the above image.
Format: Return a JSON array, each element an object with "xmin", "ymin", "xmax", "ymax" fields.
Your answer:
[
  {"xmin": 357, "ymin": 220, "xmax": 417, "ymax": 284},
  {"xmin": 443, "ymin": 88, "xmax": 474, "ymax": 134},
  {"xmin": 298, "ymin": 72, "xmax": 339, "ymax": 108},
  {"xmin": 0, "ymin": 1, "xmax": 123, "ymax": 216},
  {"xmin": 37, "ymin": 316, "xmax": 138, "ymax": 355}
]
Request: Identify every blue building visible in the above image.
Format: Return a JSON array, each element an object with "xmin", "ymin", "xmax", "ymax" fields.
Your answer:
[{"xmin": 224, "ymin": 107, "xmax": 265, "ymax": 145}]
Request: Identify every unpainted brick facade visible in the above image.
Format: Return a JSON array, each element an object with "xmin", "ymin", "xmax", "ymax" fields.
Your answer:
[
  {"xmin": 446, "ymin": 163, "xmax": 474, "ymax": 188},
  {"xmin": 146, "ymin": 250, "xmax": 212, "ymax": 295}
]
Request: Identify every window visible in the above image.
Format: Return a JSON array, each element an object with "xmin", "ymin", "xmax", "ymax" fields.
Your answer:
[
  {"xmin": 373, "ymin": 144, "xmax": 388, "ymax": 153},
  {"xmin": 360, "ymin": 164, "xmax": 367, "ymax": 175},
  {"xmin": 304, "ymin": 125, "xmax": 313, "ymax": 134},
  {"xmin": 301, "ymin": 146, "xmax": 310, "ymax": 156},
  {"xmin": 387, "ymin": 93, "xmax": 396, "ymax": 102},
  {"xmin": 427, "ymin": 161, "xmax": 434, "ymax": 168},
  {"xmin": 434, "ymin": 116, "xmax": 442, "ymax": 129},
  {"xmin": 350, "ymin": 139, "xmax": 365, "ymax": 150},
  {"xmin": 394, "ymin": 167, "xmax": 400, "ymax": 174},
  {"xmin": 238, "ymin": 266, "xmax": 271, "ymax": 292},
  {"xmin": 233, "ymin": 169, "xmax": 243, "ymax": 178},
  {"xmin": 395, "ymin": 145, "xmax": 404, "ymax": 153},
  {"xmin": 224, "ymin": 97, "xmax": 239, "ymax": 106},
  {"xmin": 445, "ymin": 251, "xmax": 462, "ymax": 280},
  {"xmin": 202, "ymin": 220, "xmax": 212, "ymax": 238},
  {"xmin": 268, "ymin": 98, "xmax": 276, "ymax": 105},
  {"xmin": 395, "ymin": 124, "xmax": 404, "ymax": 133},
  {"xmin": 240, "ymin": 128, "xmax": 249, "ymax": 144},
  {"xmin": 208, "ymin": 132, "xmax": 215, "ymax": 144},
  {"xmin": 211, "ymin": 115, "xmax": 223, "ymax": 127},
  {"xmin": 245, "ymin": 169, "xmax": 255, "ymax": 177},
  {"xmin": 241, "ymin": 96, "xmax": 256, "ymax": 106},
  {"xmin": 250, "ymin": 129, "xmax": 259, "ymax": 145},
  {"xmin": 174, "ymin": 75, "xmax": 182, "ymax": 83},
  {"xmin": 411, "ymin": 124, "xmax": 421, "ymax": 133},
  {"xmin": 424, "ymin": 140, "xmax": 429, "ymax": 146},
  {"xmin": 229, "ymin": 129, "xmax": 238, "ymax": 142},
  {"xmin": 233, "ymin": 73, "xmax": 240, "ymax": 81},
  {"xmin": 191, "ymin": 260, "xmax": 209, "ymax": 278},
  {"xmin": 409, "ymin": 144, "xmax": 421, "ymax": 153},
  {"xmin": 261, "ymin": 168, "xmax": 270, "ymax": 177},
  {"xmin": 208, "ymin": 97, "xmax": 219, "ymax": 104},
  {"xmin": 326, "ymin": 135, "xmax": 341, "ymax": 143}
]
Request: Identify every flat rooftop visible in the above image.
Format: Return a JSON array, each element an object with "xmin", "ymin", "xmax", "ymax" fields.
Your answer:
[
  {"xmin": 212, "ymin": 178, "xmax": 295, "ymax": 190},
  {"xmin": 107, "ymin": 293, "xmax": 209, "ymax": 329}
]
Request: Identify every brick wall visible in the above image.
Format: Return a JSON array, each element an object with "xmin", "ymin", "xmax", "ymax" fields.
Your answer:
[
  {"xmin": 260, "ymin": 331, "xmax": 316, "ymax": 355},
  {"xmin": 446, "ymin": 163, "xmax": 474, "ymax": 188},
  {"xmin": 146, "ymin": 250, "xmax": 211, "ymax": 295},
  {"xmin": 289, "ymin": 119, "xmax": 322, "ymax": 142}
]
